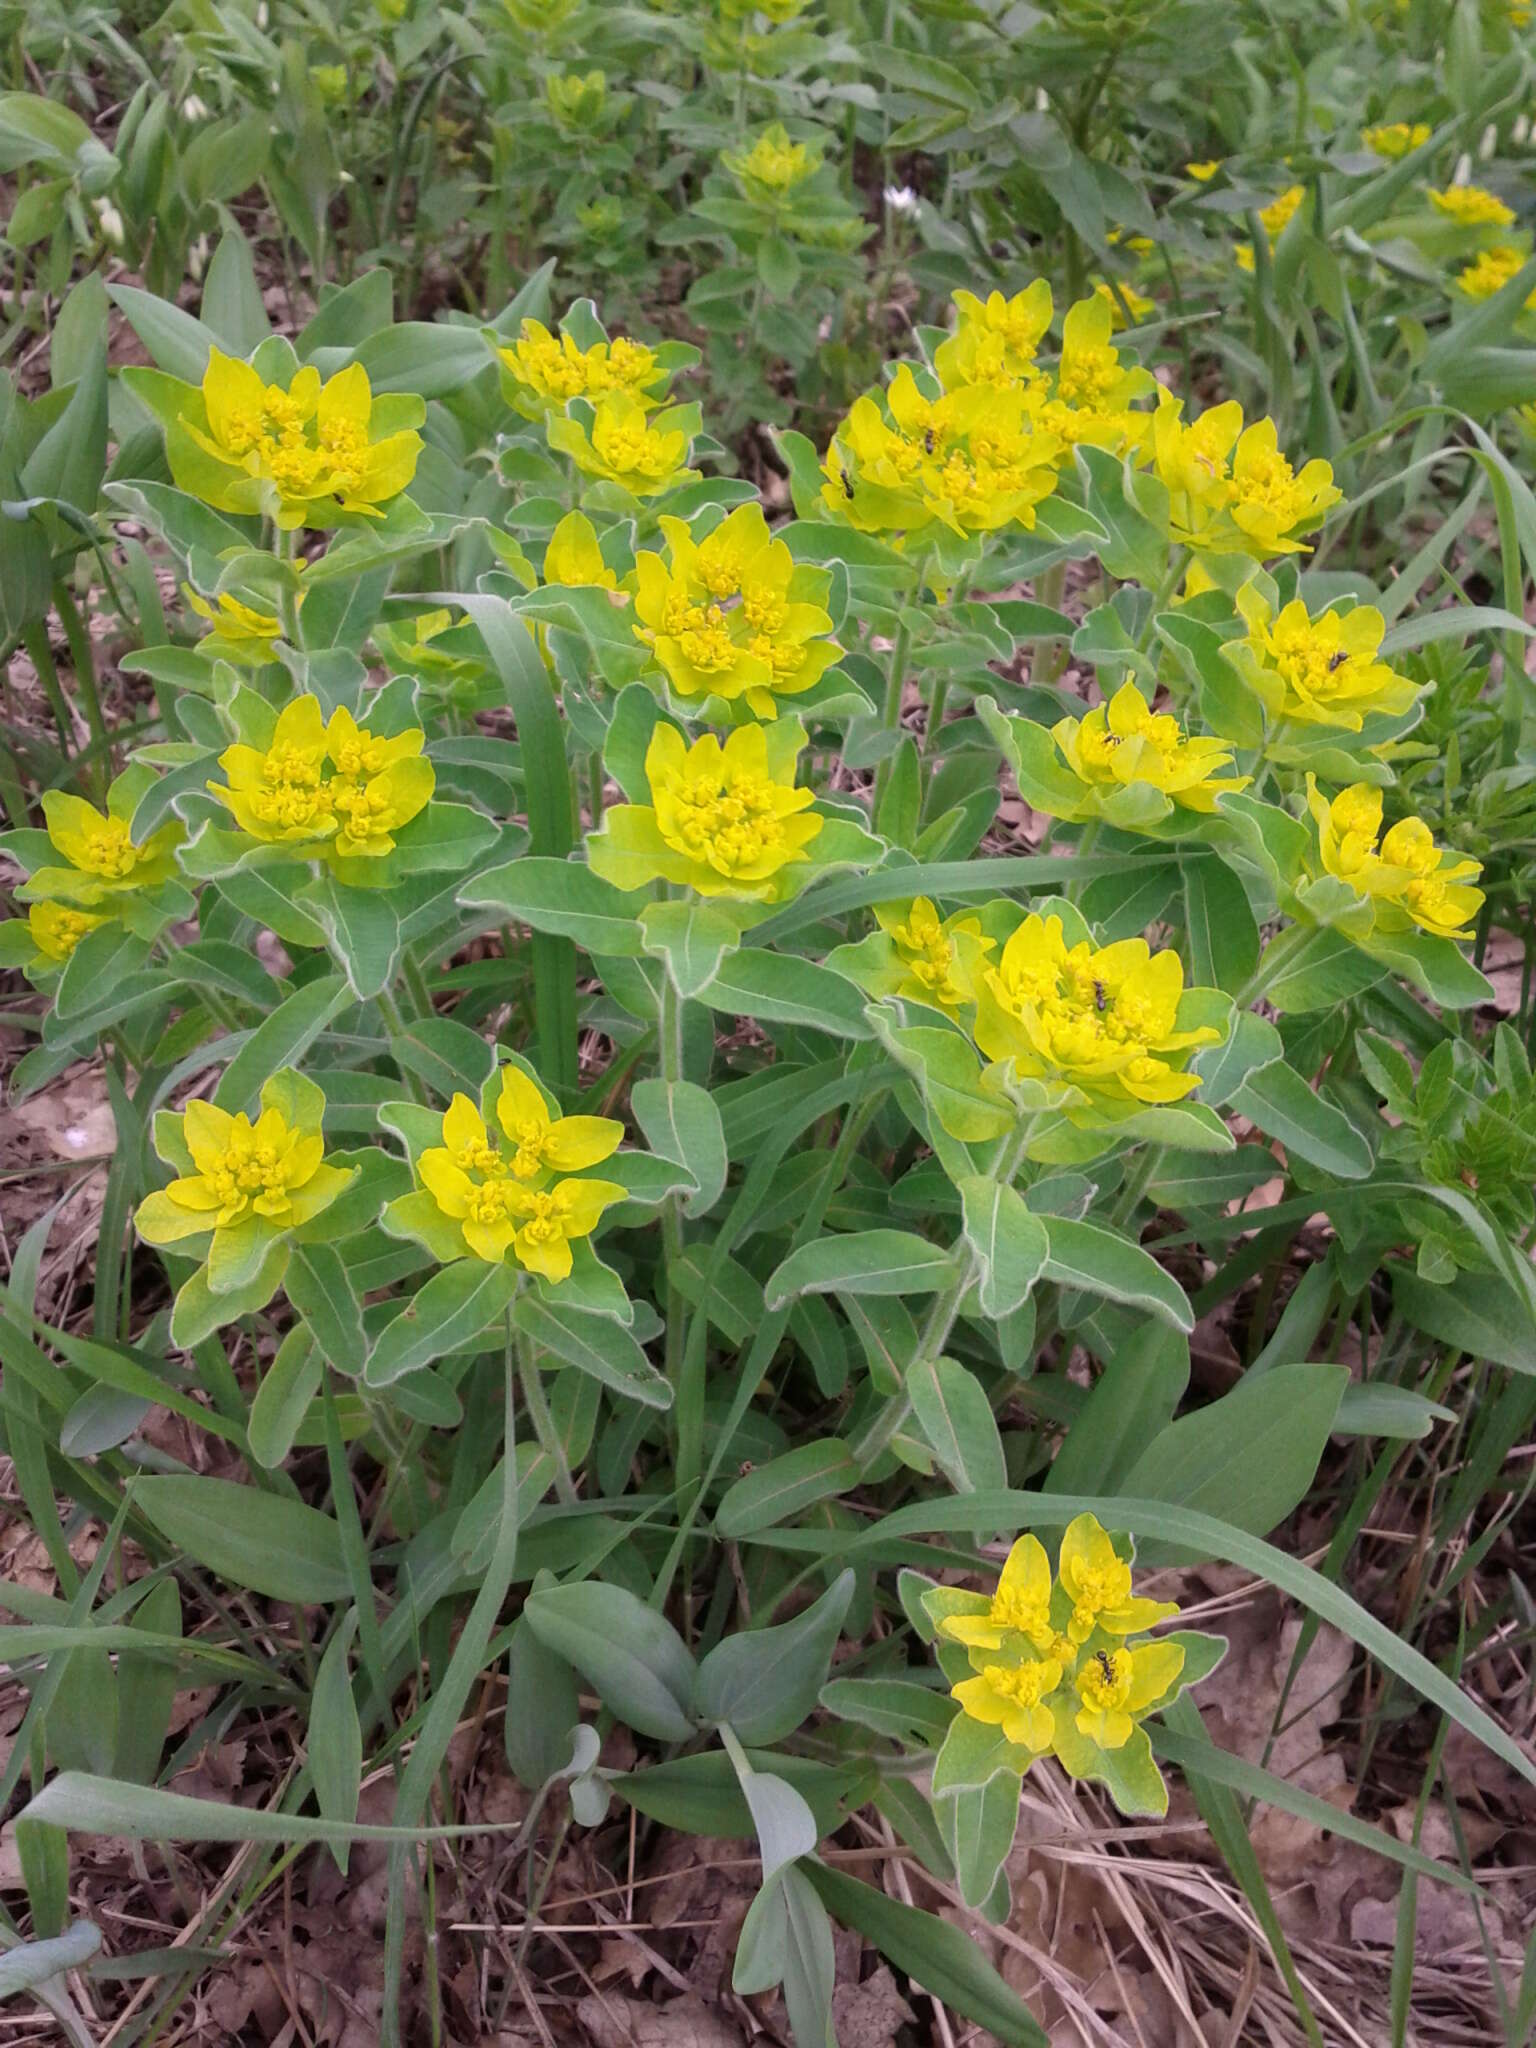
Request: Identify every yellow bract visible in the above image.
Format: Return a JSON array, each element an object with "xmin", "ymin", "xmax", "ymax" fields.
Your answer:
[
  {"xmin": 1093, "ymin": 278, "xmax": 1154, "ymax": 329},
  {"xmin": 1058, "ymin": 1514, "xmax": 1179, "ymax": 1645},
  {"xmin": 1052, "ymin": 681, "xmax": 1249, "ymax": 812},
  {"xmin": 1234, "ymin": 184, "xmax": 1304, "ymax": 272},
  {"xmin": 588, "ymin": 720, "xmax": 822, "ymax": 899},
  {"xmin": 1428, "ymin": 183, "xmax": 1515, "ymax": 227},
  {"xmin": 632, "ymin": 503, "xmax": 840, "ymax": 717},
  {"xmin": 972, "ymin": 914, "xmax": 1220, "ymax": 1107},
  {"xmin": 1072, "ymin": 1641, "xmax": 1186, "ymax": 1748},
  {"xmin": 547, "ymin": 393, "xmax": 700, "ymax": 497},
  {"xmin": 413, "ymin": 1080, "xmax": 625, "ymax": 1279},
  {"xmin": 210, "ymin": 696, "xmax": 434, "ymax": 861},
  {"xmin": 724, "ymin": 122, "xmax": 818, "ymax": 193},
  {"xmin": 545, "ymin": 69, "xmax": 606, "ymax": 125},
  {"xmin": 821, "ymin": 364, "xmax": 1060, "ymax": 539},
  {"xmin": 934, "ymin": 280, "xmax": 1054, "ymax": 388},
  {"xmin": 185, "ymin": 585, "xmax": 292, "ymax": 665},
  {"xmin": 1033, "ymin": 292, "xmax": 1155, "ymax": 455},
  {"xmin": 953, "ymin": 1655, "xmax": 1063, "ymax": 1753},
  {"xmin": 1363, "ymin": 121, "xmax": 1430, "ymax": 157},
  {"xmin": 873, "ymin": 897, "xmax": 994, "ymax": 1012},
  {"xmin": 1186, "ymin": 159, "xmax": 1221, "ymax": 180},
  {"xmin": 177, "ymin": 350, "xmax": 422, "ymax": 530},
  {"xmin": 28, "ymin": 900, "xmax": 109, "ymax": 963},
  {"xmin": 1151, "ymin": 392, "xmax": 1341, "ymax": 555},
  {"xmin": 498, "ymin": 318, "xmax": 668, "ymax": 416},
  {"xmin": 1236, "ymin": 585, "xmax": 1419, "ymax": 729},
  {"xmin": 1307, "ymin": 780, "xmax": 1485, "ymax": 941},
  {"xmin": 544, "ymin": 510, "xmax": 619, "ymax": 590}
]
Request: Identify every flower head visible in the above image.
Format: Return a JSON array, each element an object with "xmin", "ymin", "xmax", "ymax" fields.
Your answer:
[
  {"xmin": 1363, "ymin": 121, "xmax": 1430, "ymax": 157},
  {"xmin": 169, "ymin": 349, "xmax": 422, "ymax": 530},
  {"xmin": 937, "ymin": 1534, "xmax": 1058, "ymax": 1654},
  {"xmin": 1032, "ymin": 292, "xmax": 1156, "ymax": 455},
  {"xmin": 134, "ymin": 1070, "xmax": 352, "ymax": 1297},
  {"xmin": 822, "ymin": 365, "xmax": 1060, "ymax": 539},
  {"xmin": 873, "ymin": 897, "xmax": 995, "ymax": 1011},
  {"xmin": 952, "ymin": 1653, "xmax": 1063, "ymax": 1754},
  {"xmin": 1052, "ymin": 681, "xmax": 1249, "ymax": 812},
  {"xmin": 724, "ymin": 122, "xmax": 819, "ymax": 194},
  {"xmin": 498, "ymin": 317, "xmax": 669, "ymax": 418},
  {"xmin": 209, "ymin": 695, "xmax": 433, "ymax": 864},
  {"xmin": 544, "ymin": 509, "xmax": 619, "ymax": 589},
  {"xmin": 1455, "ymin": 242, "xmax": 1535, "ymax": 303},
  {"xmin": 1307, "ymin": 779, "xmax": 1484, "ymax": 941},
  {"xmin": 390, "ymin": 1072, "xmax": 625, "ymax": 1281},
  {"xmin": 547, "ymin": 393, "xmax": 701, "ymax": 498},
  {"xmin": 632, "ymin": 503, "xmax": 840, "ymax": 717},
  {"xmin": 587, "ymin": 719, "xmax": 823, "ymax": 900},
  {"xmin": 1058, "ymin": 1514, "xmax": 1179, "ymax": 1645},
  {"xmin": 972, "ymin": 914, "xmax": 1221, "ymax": 1109},
  {"xmin": 1185, "ymin": 159, "xmax": 1221, "ymax": 180},
  {"xmin": 25, "ymin": 784, "xmax": 183, "ymax": 909},
  {"xmin": 1093, "ymin": 278, "xmax": 1155, "ymax": 329},
  {"xmin": 935, "ymin": 281, "xmax": 1054, "ymax": 390},
  {"xmin": 1150, "ymin": 392, "xmax": 1340, "ymax": 555},
  {"xmin": 27, "ymin": 900, "xmax": 111, "ymax": 964},
  {"xmin": 1072, "ymin": 1641, "xmax": 1186, "ymax": 1749},
  {"xmin": 1428, "ymin": 183, "xmax": 1516, "ymax": 227},
  {"xmin": 1235, "ymin": 585, "xmax": 1420, "ymax": 730}
]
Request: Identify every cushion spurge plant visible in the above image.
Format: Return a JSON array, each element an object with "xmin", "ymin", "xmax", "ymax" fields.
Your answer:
[{"xmin": 7, "ymin": 38, "xmax": 1529, "ymax": 2038}]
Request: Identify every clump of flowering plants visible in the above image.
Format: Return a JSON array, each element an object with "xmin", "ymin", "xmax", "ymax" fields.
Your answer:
[{"xmin": 5, "ymin": 249, "xmax": 1533, "ymax": 2048}]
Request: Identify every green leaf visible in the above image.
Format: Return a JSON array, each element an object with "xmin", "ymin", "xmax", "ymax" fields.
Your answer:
[
  {"xmin": 287, "ymin": 1243, "xmax": 367, "ymax": 1376},
  {"xmin": 613, "ymin": 1750, "xmax": 868, "ymax": 1841},
  {"xmin": 1041, "ymin": 1216, "xmax": 1193, "ymax": 1331},
  {"xmin": 715, "ymin": 1440, "xmax": 859, "ymax": 1538},
  {"xmin": 1119, "ymin": 1362, "xmax": 1348, "ymax": 1548},
  {"xmin": 134, "ymin": 1476, "xmax": 351, "ymax": 1603},
  {"xmin": 113, "ymin": 1578, "xmax": 182, "ymax": 1786},
  {"xmin": 460, "ymin": 854, "xmax": 646, "ymax": 956},
  {"xmin": 805, "ymin": 1861, "xmax": 1048, "ymax": 2048},
  {"xmin": 695, "ymin": 1572, "xmax": 855, "ymax": 1746},
  {"xmin": 907, "ymin": 1356, "xmax": 1006, "ymax": 1495},
  {"xmin": 365, "ymin": 1263, "xmax": 520, "ymax": 1385},
  {"xmin": 957, "ymin": 1175, "xmax": 1048, "ymax": 1318},
  {"xmin": 819, "ymin": 1675, "xmax": 955, "ymax": 1748},
  {"xmin": 637, "ymin": 897, "xmax": 741, "ymax": 997},
  {"xmin": 941, "ymin": 1765, "xmax": 1020, "ymax": 1909},
  {"xmin": 1045, "ymin": 1324, "xmax": 1189, "ymax": 1496},
  {"xmin": 511, "ymin": 1294, "xmax": 670, "ymax": 1407},
  {"xmin": 309, "ymin": 880, "xmax": 401, "ymax": 999},
  {"xmin": 700, "ymin": 949, "xmax": 875, "ymax": 1038},
  {"xmin": 213, "ymin": 974, "xmax": 349, "ymax": 1114},
  {"xmin": 522, "ymin": 1581, "xmax": 696, "ymax": 1742},
  {"xmin": 310, "ymin": 1613, "xmax": 362, "ymax": 1869},
  {"xmin": 765, "ymin": 1229, "xmax": 957, "ymax": 1310},
  {"xmin": 1229, "ymin": 1059, "xmax": 1373, "ymax": 1179},
  {"xmin": 248, "ymin": 1326, "xmax": 322, "ymax": 1469},
  {"xmin": 1390, "ymin": 1263, "xmax": 1536, "ymax": 1374},
  {"xmin": 1182, "ymin": 857, "xmax": 1259, "ymax": 993},
  {"xmin": 631, "ymin": 1078, "xmax": 728, "ymax": 1218}
]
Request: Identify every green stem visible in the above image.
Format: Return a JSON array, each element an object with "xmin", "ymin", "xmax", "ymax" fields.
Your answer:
[
  {"xmin": 377, "ymin": 984, "xmax": 428, "ymax": 1103},
  {"xmin": 20, "ymin": 623, "xmax": 77, "ymax": 768},
  {"xmin": 1235, "ymin": 917, "xmax": 1311, "ymax": 1009},
  {"xmin": 53, "ymin": 588, "xmax": 111, "ymax": 801},
  {"xmin": 850, "ymin": 1119, "xmax": 1035, "ymax": 1472},
  {"xmin": 659, "ymin": 971, "xmax": 690, "ymax": 1448},
  {"xmin": 518, "ymin": 1323, "xmax": 577, "ymax": 1506}
]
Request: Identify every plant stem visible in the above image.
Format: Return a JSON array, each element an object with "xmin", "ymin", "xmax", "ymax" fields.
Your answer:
[
  {"xmin": 517, "ymin": 1325, "xmax": 577, "ymax": 1506},
  {"xmin": 658, "ymin": 970, "xmax": 690, "ymax": 1438},
  {"xmin": 53, "ymin": 587, "xmax": 111, "ymax": 800}
]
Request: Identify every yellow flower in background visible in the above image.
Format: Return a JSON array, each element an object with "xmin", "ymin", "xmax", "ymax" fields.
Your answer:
[
  {"xmin": 1456, "ymin": 243, "xmax": 1535, "ymax": 302},
  {"xmin": 543, "ymin": 510, "xmax": 619, "ymax": 589},
  {"xmin": 1307, "ymin": 780, "xmax": 1485, "ymax": 940},
  {"xmin": 1058, "ymin": 1514, "xmax": 1179, "ymax": 1645},
  {"xmin": 724, "ymin": 121, "xmax": 819, "ymax": 193},
  {"xmin": 1072, "ymin": 1641, "xmax": 1186, "ymax": 1749},
  {"xmin": 822, "ymin": 365, "xmax": 1061, "ymax": 538},
  {"xmin": 209, "ymin": 695, "xmax": 433, "ymax": 861},
  {"xmin": 27, "ymin": 900, "xmax": 110, "ymax": 963},
  {"xmin": 1150, "ymin": 392, "xmax": 1339, "ymax": 555},
  {"xmin": 171, "ymin": 350, "xmax": 422, "ymax": 530},
  {"xmin": 184, "ymin": 585, "xmax": 293, "ymax": 665},
  {"xmin": 1185, "ymin": 159, "xmax": 1221, "ymax": 180},
  {"xmin": 873, "ymin": 897, "xmax": 995, "ymax": 1012},
  {"xmin": 26, "ymin": 788, "xmax": 183, "ymax": 908},
  {"xmin": 1428, "ymin": 183, "xmax": 1516, "ymax": 227},
  {"xmin": 135, "ymin": 1071, "xmax": 351, "ymax": 1271},
  {"xmin": 973, "ymin": 914, "xmax": 1220, "ymax": 1107},
  {"xmin": 632, "ymin": 503, "xmax": 840, "ymax": 717},
  {"xmin": 1093, "ymin": 278, "xmax": 1155, "ymax": 329},
  {"xmin": 1363, "ymin": 121, "xmax": 1431, "ymax": 157},
  {"xmin": 952, "ymin": 1653, "xmax": 1063, "ymax": 1753},
  {"xmin": 544, "ymin": 69, "xmax": 606, "ymax": 126},
  {"xmin": 1052, "ymin": 681, "xmax": 1249, "ymax": 812},
  {"xmin": 1258, "ymin": 185, "xmax": 1305, "ymax": 239},
  {"xmin": 498, "ymin": 318, "xmax": 669, "ymax": 416},
  {"xmin": 934, "ymin": 280, "xmax": 1054, "ymax": 389},
  {"xmin": 548, "ymin": 393, "xmax": 701, "ymax": 497},
  {"xmin": 1033, "ymin": 292, "xmax": 1156, "ymax": 455},
  {"xmin": 1235, "ymin": 585, "xmax": 1420, "ymax": 729}
]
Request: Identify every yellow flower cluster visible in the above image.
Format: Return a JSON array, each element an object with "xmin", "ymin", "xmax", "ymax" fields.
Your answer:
[
  {"xmin": 1235, "ymin": 185, "xmax": 1304, "ymax": 272},
  {"xmin": 173, "ymin": 351, "xmax": 422, "ymax": 530},
  {"xmin": 1307, "ymin": 781, "xmax": 1485, "ymax": 941},
  {"xmin": 1236, "ymin": 586, "xmax": 1420, "ymax": 729},
  {"xmin": 973, "ymin": 914, "xmax": 1221, "ymax": 1108},
  {"xmin": 1363, "ymin": 121, "xmax": 1430, "ymax": 157},
  {"xmin": 185, "ymin": 586, "xmax": 293, "ymax": 665},
  {"xmin": 27, "ymin": 791, "xmax": 183, "ymax": 907},
  {"xmin": 724, "ymin": 121, "xmax": 819, "ymax": 194},
  {"xmin": 497, "ymin": 318, "xmax": 668, "ymax": 416},
  {"xmin": 211, "ymin": 696, "xmax": 434, "ymax": 862},
  {"xmin": 936, "ymin": 1517, "xmax": 1183, "ymax": 1759},
  {"xmin": 872, "ymin": 897, "xmax": 995, "ymax": 1013},
  {"xmin": 1051, "ymin": 681, "xmax": 1249, "ymax": 812},
  {"xmin": 1428, "ymin": 183, "xmax": 1515, "ymax": 227},
  {"xmin": 632, "ymin": 503, "xmax": 841, "ymax": 717},
  {"xmin": 934, "ymin": 285, "xmax": 1155, "ymax": 457},
  {"xmin": 1150, "ymin": 392, "xmax": 1341, "ymax": 555},
  {"xmin": 589, "ymin": 721, "xmax": 822, "ymax": 899},
  {"xmin": 821, "ymin": 363, "xmax": 1061, "ymax": 539},
  {"xmin": 1455, "ymin": 243, "xmax": 1535, "ymax": 305},
  {"xmin": 390, "ymin": 1070, "xmax": 625, "ymax": 1281},
  {"xmin": 547, "ymin": 393, "xmax": 701, "ymax": 498}
]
